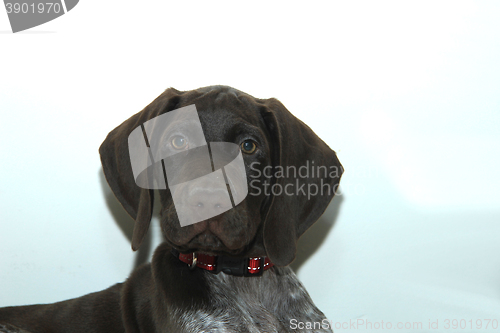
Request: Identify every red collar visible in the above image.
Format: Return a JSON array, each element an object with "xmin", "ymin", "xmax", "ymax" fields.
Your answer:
[{"xmin": 171, "ymin": 249, "xmax": 274, "ymax": 276}]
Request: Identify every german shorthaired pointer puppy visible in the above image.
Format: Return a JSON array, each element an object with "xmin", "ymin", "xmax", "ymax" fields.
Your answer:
[{"xmin": 0, "ymin": 86, "xmax": 343, "ymax": 333}]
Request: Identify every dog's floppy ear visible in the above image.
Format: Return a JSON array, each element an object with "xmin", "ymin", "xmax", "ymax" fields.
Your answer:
[
  {"xmin": 99, "ymin": 88, "xmax": 182, "ymax": 251},
  {"xmin": 260, "ymin": 98, "xmax": 343, "ymax": 266}
]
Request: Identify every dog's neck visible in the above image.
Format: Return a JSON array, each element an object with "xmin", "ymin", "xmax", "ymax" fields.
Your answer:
[{"xmin": 171, "ymin": 248, "xmax": 274, "ymax": 277}]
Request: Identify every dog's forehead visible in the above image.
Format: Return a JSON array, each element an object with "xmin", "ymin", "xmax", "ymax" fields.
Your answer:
[
  {"xmin": 197, "ymin": 107, "xmax": 261, "ymax": 142},
  {"xmin": 195, "ymin": 89, "xmax": 259, "ymax": 116},
  {"xmin": 197, "ymin": 105, "xmax": 258, "ymax": 124},
  {"xmin": 176, "ymin": 88, "xmax": 263, "ymax": 139}
]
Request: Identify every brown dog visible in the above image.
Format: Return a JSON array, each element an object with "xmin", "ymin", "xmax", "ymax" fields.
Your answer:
[{"xmin": 0, "ymin": 86, "xmax": 343, "ymax": 333}]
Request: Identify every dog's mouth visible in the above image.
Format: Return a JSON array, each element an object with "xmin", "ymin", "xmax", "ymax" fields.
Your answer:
[
  {"xmin": 188, "ymin": 230, "xmax": 222, "ymax": 249},
  {"xmin": 169, "ymin": 234, "xmax": 248, "ymax": 256},
  {"xmin": 163, "ymin": 216, "xmax": 253, "ymax": 256},
  {"xmin": 161, "ymin": 199, "xmax": 260, "ymax": 256}
]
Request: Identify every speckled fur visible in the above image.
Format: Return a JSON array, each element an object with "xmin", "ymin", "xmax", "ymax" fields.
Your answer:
[
  {"xmin": 171, "ymin": 266, "xmax": 331, "ymax": 333},
  {"xmin": 111, "ymin": 243, "xmax": 333, "ymax": 333}
]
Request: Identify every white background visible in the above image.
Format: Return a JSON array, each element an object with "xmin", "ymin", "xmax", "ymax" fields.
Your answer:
[{"xmin": 1, "ymin": 1, "xmax": 500, "ymax": 332}]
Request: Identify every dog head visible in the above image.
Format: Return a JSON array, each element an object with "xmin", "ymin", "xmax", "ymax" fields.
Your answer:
[{"xmin": 99, "ymin": 86, "xmax": 343, "ymax": 266}]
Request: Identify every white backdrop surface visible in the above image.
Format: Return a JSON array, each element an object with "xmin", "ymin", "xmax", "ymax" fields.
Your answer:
[{"xmin": 1, "ymin": 1, "xmax": 499, "ymax": 332}]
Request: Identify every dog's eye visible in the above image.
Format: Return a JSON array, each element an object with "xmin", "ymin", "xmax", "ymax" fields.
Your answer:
[
  {"xmin": 171, "ymin": 135, "xmax": 188, "ymax": 150},
  {"xmin": 240, "ymin": 140, "xmax": 257, "ymax": 154}
]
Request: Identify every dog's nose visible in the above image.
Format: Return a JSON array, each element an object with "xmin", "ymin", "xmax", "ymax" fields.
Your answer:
[{"xmin": 189, "ymin": 188, "xmax": 232, "ymax": 216}]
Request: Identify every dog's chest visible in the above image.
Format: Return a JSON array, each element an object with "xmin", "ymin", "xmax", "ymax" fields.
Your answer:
[{"xmin": 171, "ymin": 267, "xmax": 332, "ymax": 333}]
